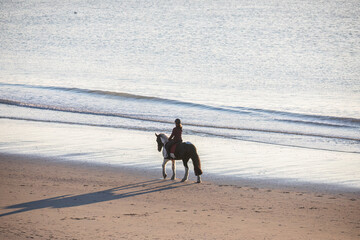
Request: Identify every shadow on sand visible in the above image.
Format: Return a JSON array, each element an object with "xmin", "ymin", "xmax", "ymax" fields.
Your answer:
[{"xmin": 0, "ymin": 179, "xmax": 194, "ymax": 217}]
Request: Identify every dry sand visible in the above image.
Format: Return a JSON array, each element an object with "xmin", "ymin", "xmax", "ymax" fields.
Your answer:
[{"xmin": 0, "ymin": 153, "xmax": 359, "ymax": 240}]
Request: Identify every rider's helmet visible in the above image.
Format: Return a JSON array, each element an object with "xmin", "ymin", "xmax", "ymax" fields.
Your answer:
[{"xmin": 175, "ymin": 118, "xmax": 181, "ymax": 124}]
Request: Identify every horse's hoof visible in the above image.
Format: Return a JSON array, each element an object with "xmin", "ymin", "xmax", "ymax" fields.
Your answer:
[
  {"xmin": 197, "ymin": 180, "xmax": 202, "ymax": 183},
  {"xmin": 163, "ymin": 174, "xmax": 167, "ymax": 179},
  {"xmin": 171, "ymin": 176, "xmax": 176, "ymax": 180},
  {"xmin": 181, "ymin": 179, "xmax": 187, "ymax": 182}
]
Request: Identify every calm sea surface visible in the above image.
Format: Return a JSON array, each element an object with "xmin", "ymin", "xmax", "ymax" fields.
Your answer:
[{"xmin": 0, "ymin": 0, "xmax": 359, "ymax": 190}]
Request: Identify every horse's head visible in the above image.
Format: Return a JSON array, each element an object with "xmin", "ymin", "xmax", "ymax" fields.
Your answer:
[
  {"xmin": 155, "ymin": 133, "xmax": 169, "ymax": 152},
  {"xmin": 155, "ymin": 133, "xmax": 163, "ymax": 152}
]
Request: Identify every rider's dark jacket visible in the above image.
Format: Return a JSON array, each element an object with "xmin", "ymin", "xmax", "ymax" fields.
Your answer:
[
  {"xmin": 169, "ymin": 126, "xmax": 182, "ymax": 142},
  {"xmin": 166, "ymin": 126, "xmax": 182, "ymax": 157}
]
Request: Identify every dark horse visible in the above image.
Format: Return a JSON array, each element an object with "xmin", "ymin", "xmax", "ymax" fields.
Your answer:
[{"xmin": 155, "ymin": 133, "xmax": 203, "ymax": 183}]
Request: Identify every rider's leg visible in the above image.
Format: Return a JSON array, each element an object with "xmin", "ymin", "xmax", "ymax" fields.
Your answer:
[{"xmin": 166, "ymin": 141, "xmax": 174, "ymax": 159}]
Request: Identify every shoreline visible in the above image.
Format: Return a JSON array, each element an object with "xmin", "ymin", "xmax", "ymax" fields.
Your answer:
[
  {"xmin": 2, "ymin": 152, "xmax": 358, "ymax": 195},
  {"xmin": 1, "ymin": 118, "xmax": 359, "ymax": 192},
  {"xmin": 1, "ymin": 152, "xmax": 359, "ymax": 239}
]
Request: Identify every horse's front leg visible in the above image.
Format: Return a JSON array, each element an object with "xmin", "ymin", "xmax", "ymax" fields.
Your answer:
[
  {"xmin": 171, "ymin": 160, "xmax": 176, "ymax": 180},
  {"xmin": 162, "ymin": 158, "xmax": 170, "ymax": 179}
]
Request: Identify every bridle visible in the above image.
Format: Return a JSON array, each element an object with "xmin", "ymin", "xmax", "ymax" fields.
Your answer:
[{"xmin": 156, "ymin": 134, "xmax": 168, "ymax": 152}]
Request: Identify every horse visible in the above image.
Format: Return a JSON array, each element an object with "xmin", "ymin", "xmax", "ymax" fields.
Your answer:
[{"xmin": 155, "ymin": 133, "xmax": 203, "ymax": 183}]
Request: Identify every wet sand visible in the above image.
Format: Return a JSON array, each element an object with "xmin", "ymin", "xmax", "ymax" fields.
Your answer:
[{"xmin": 0, "ymin": 153, "xmax": 359, "ymax": 239}]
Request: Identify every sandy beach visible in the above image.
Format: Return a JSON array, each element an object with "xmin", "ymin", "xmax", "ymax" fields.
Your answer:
[
  {"xmin": 1, "ymin": 0, "xmax": 360, "ymax": 239},
  {"xmin": 0, "ymin": 153, "xmax": 359, "ymax": 239}
]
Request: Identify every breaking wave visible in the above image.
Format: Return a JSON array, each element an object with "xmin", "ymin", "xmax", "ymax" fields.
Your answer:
[{"xmin": 1, "ymin": 82, "xmax": 359, "ymax": 153}]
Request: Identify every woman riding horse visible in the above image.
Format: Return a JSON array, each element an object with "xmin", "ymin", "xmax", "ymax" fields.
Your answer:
[
  {"xmin": 165, "ymin": 118, "xmax": 183, "ymax": 159},
  {"xmin": 156, "ymin": 123, "xmax": 203, "ymax": 183}
]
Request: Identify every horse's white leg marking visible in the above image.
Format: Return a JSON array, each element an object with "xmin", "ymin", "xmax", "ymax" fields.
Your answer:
[
  {"xmin": 162, "ymin": 158, "xmax": 170, "ymax": 179},
  {"xmin": 171, "ymin": 160, "xmax": 176, "ymax": 180},
  {"xmin": 197, "ymin": 175, "xmax": 202, "ymax": 183},
  {"xmin": 181, "ymin": 167, "xmax": 189, "ymax": 182}
]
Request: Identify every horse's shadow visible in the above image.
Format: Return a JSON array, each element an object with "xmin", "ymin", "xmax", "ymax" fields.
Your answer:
[{"xmin": 0, "ymin": 179, "xmax": 193, "ymax": 217}]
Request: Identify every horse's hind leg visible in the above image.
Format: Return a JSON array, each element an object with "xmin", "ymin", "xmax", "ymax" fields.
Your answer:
[
  {"xmin": 181, "ymin": 159, "xmax": 189, "ymax": 182},
  {"xmin": 171, "ymin": 160, "xmax": 176, "ymax": 180},
  {"xmin": 162, "ymin": 158, "xmax": 170, "ymax": 179},
  {"xmin": 197, "ymin": 175, "xmax": 202, "ymax": 183}
]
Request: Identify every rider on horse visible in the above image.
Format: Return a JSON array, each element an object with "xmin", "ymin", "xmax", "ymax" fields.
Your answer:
[{"xmin": 166, "ymin": 118, "xmax": 183, "ymax": 159}]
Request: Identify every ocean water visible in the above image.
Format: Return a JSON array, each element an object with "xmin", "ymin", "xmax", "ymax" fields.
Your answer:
[{"xmin": 0, "ymin": 0, "xmax": 359, "ymax": 190}]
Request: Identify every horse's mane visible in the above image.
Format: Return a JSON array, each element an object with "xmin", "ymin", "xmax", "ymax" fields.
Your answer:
[{"xmin": 158, "ymin": 133, "xmax": 168, "ymax": 141}]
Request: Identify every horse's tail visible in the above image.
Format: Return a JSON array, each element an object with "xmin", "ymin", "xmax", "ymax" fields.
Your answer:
[{"xmin": 190, "ymin": 145, "xmax": 203, "ymax": 176}]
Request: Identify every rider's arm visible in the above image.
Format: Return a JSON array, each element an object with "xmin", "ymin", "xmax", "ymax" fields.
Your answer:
[{"xmin": 169, "ymin": 128, "xmax": 175, "ymax": 140}]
